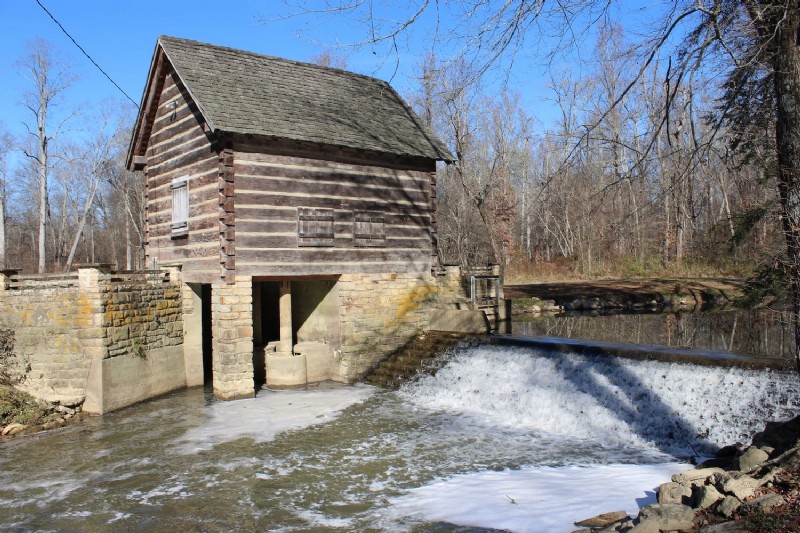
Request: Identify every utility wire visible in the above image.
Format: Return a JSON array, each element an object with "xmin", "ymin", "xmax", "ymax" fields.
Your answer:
[{"xmin": 35, "ymin": 0, "xmax": 139, "ymax": 108}]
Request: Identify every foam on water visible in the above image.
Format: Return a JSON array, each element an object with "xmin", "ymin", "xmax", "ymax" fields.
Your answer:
[
  {"xmin": 173, "ymin": 383, "xmax": 375, "ymax": 453},
  {"xmin": 398, "ymin": 345, "xmax": 800, "ymax": 455},
  {"xmin": 387, "ymin": 462, "xmax": 692, "ymax": 533}
]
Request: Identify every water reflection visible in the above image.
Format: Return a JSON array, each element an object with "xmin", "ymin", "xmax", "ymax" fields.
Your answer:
[{"xmin": 513, "ymin": 309, "xmax": 794, "ymax": 359}]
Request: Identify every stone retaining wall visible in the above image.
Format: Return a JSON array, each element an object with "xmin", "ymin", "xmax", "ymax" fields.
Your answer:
[
  {"xmin": 338, "ymin": 272, "xmax": 437, "ymax": 381},
  {"xmin": 0, "ymin": 268, "xmax": 185, "ymax": 413},
  {"xmin": 0, "ymin": 274, "xmax": 88, "ymax": 405}
]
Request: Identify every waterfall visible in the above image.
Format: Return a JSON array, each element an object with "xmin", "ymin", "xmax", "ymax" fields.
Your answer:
[{"xmin": 398, "ymin": 344, "xmax": 800, "ymax": 457}]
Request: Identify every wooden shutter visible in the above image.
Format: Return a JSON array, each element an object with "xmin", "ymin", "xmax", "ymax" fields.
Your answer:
[
  {"xmin": 171, "ymin": 177, "xmax": 189, "ymax": 236},
  {"xmin": 298, "ymin": 207, "xmax": 334, "ymax": 246},
  {"xmin": 354, "ymin": 212, "xmax": 385, "ymax": 247}
]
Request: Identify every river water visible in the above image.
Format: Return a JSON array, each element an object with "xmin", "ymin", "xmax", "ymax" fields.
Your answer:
[
  {"xmin": 2, "ymin": 344, "xmax": 800, "ymax": 532},
  {"xmin": 513, "ymin": 308, "xmax": 794, "ymax": 360}
]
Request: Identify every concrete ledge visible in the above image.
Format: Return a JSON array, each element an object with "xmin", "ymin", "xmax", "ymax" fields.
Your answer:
[
  {"xmin": 294, "ymin": 342, "xmax": 334, "ymax": 384},
  {"xmin": 266, "ymin": 352, "xmax": 308, "ymax": 389},
  {"xmin": 428, "ymin": 309, "xmax": 489, "ymax": 334},
  {"xmin": 213, "ymin": 388, "xmax": 256, "ymax": 400},
  {"xmin": 83, "ymin": 346, "xmax": 187, "ymax": 414}
]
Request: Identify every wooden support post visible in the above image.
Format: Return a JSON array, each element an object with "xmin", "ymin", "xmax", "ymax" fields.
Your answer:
[{"xmin": 278, "ymin": 280, "xmax": 292, "ymax": 353}]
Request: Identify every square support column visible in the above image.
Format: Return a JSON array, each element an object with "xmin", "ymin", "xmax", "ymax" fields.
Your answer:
[{"xmin": 211, "ymin": 276, "xmax": 255, "ymax": 400}]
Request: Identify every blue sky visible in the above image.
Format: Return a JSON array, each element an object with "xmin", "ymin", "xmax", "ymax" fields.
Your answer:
[
  {"xmin": 1, "ymin": 1, "xmax": 663, "ymax": 143},
  {"xmin": 1, "ymin": 1, "xmax": 346, "ymax": 137}
]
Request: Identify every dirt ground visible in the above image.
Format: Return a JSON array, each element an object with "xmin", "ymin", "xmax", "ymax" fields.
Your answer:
[{"xmin": 504, "ymin": 277, "xmax": 747, "ymax": 306}]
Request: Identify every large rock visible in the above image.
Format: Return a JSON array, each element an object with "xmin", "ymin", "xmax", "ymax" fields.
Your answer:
[
  {"xmin": 628, "ymin": 519, "xmax": 660, "ymax": 533},
  {"xmin": 574, "ymin": 510, "xmax": 629, "ymax": 528},
  {"xmin": 740, "ymin": 493, "xmax": 786, "ymax": 514},
  {"xmin": 734, "ymin": 446, "xmax": 770, "ymax": 472},
  {"xmin": 636, "ymin": 503, "xmax": 696, "ymax": 532},
  {"xmin": 658, "ymin": 481, "xmax": 693, "ymax": 505},
  {"xmin": 673, "ymin": 467, "xmax": 725, "ymax": 488},
  {"xmin": 1, "ymin": 423, "xmax": 27, "ymax": 436},
  {"xmin": 751, "ymin": 414, "xmax": 800, "ymax": 455},
  {"xmin": 694, "ymin": 484, "xmax": 724, "ymax": 510},
  {"xmin": 716, "ymin": 496, "xmax": 741, "ymax": 518},
  {"xmin": 713, "ymin": 472, "xmax": 760, "ymax": 500}
]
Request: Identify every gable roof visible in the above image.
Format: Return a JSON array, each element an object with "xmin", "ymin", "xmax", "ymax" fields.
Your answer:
[{"xmin": 127, "ymin": 36, "xmax": 454, "ymax": 167}]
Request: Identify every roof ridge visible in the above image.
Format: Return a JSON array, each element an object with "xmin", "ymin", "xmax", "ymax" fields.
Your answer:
[{"xmin": 157, "ymin": 35, "xmax": 392, "ymax": 88}]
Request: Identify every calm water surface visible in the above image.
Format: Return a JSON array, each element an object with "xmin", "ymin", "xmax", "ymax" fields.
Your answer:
[{"xmin": 513, "ymin": 308, "xmax": 793, "ymax": 359}]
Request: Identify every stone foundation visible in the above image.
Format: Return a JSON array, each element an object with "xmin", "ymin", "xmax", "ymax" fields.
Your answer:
[{"xmin": 337, "ymin": 272, "xmax": 437, "ymax": 381}]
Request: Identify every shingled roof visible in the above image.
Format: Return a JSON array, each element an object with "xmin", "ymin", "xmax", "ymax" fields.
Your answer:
[{"xmin": 130, "ymin": 36, "xmax": 453, "ymax": 164}]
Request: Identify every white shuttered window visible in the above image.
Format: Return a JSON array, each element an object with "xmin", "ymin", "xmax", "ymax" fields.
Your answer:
[{"xmin": 171, "ymin": 177, "xmax": 189, "ymax": 236}]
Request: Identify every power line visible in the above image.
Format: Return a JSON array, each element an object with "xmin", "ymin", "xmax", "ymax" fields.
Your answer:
[{"xmin": 35, "ymin": 0, "xmax": 140, "ymax": 109}]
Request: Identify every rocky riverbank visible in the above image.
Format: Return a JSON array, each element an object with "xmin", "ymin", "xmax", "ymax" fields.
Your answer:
[
  {"xmin": 572, "ymin": 416, "xmax": 800, "ymax": 532},
  {"xmin": 506, "ymin": 278, "xmax": 747, "ymax": 316},
  {"xmin": 0, "ymin": 385, "xmax": 82, "ymax": 439}
]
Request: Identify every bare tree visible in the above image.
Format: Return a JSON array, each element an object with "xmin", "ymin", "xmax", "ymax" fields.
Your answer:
[
  {"xmin": 309, "ymin": 50, "xmax": 349, "ymax": 69},
  {"xmin": 17, "ymin": 39, "xmax": 76, "ymax": 273},
  {"xmin": 0, "ymin": 127, "xmax": 12, "ymax": 270},
  {"xmin": 62, "ymin": 103, "xmax": 127, "ymax": 271}
]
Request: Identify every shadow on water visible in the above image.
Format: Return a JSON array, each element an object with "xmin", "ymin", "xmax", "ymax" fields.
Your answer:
[{"xmin": 547, "ymin": 351, "xmax": 711, "ymax": 457}]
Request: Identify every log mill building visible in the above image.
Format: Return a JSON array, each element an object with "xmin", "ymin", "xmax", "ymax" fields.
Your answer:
[{"xmin": 125, "ymin": 36, "xmax": 456, "ymax": 400}]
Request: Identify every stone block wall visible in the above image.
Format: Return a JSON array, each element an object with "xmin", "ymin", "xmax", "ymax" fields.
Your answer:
[
  {"xmin": 211, "ymin": 276, "xmax": 255, "ymax": 399},
  {"xmin": 0, "ymin": 275, "xmax": 90, "ymax": 405},
  {"xmin": 337, "ymin": 272, "xmax": 437, "ymax": 381},
  {"xmin": 0, "ymin": 268, "xmax": 185, "ymax": 411},
  {"xmin": 103, "ymin": 277, "xmax": 183, "ymax": 358},
  {"xmin": 434, "ymin": 265, "xmax": 471, "ymax": 306}
]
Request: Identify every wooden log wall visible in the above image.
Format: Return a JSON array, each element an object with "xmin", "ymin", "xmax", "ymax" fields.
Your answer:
[
  {"xmin": 233, "ymin": 142, "xmax": 437, "ymax": 276},
  {"xmin": 144, "ymin": 68, "xmax": 221, "ymax": 283}
]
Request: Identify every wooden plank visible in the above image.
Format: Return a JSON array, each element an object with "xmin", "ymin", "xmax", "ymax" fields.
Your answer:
[
  {"xmin": 235, "ymin": 175, "xmax": 429, "ymax": 203},
  {"xmin": 233, "ymin": 137, "xmax": 437, "ymax": 172},
  {"xmin": 236, "ymin": 233, "xmax": 430, "ymax": 250},
  {"xmin": 236, "ymin": 210, "xmax": 430, "ymax": 229},
  {"xmin": 148, "ymin": 143, "xmax": 215, "ymax": 173},
  {"xmin": 149, "ymin": 228, "xmax": 220, "ymax": 245},
  {"xmin": 237, "ymin": 247, "xmax": 430, "ymax": 265},
  {"xmin": 234, "ymin": 165, "xmax": 430, "ymax": 192},
  {"xmin": 149, "ymin": 126, "xmax": 209, "ymax": 160},
  {"xmin": 234, "ymin": 190, "xmax": 427, "ymax": 212},
  {"xmin": 147, "ymin": 165, "xmax": 218, "ymax": 192},
  {"xmin": 237, "ymin": 259, "xmax": 430, "ymax": 276}
]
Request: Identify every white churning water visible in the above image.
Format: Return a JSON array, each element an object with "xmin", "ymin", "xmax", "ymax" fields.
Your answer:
[
  {"xmin": 398, "ymin": 345, "xmax": 800, "ymax": 455},
  {"xmin": 385, "ymin": 344, "xmax": 800, "ymax": 532}
]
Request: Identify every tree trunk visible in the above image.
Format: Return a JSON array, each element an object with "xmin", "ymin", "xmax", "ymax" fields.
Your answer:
[
  {"xmin": 64, "ymin": 177, "xmax": 100, "ymax": 272},
  {"xmin": 37, "ymin": 99, "xmax": 48, "ymax": 274},
  {"xmin": 772, "ymin": 16, "xmax": 800, "ymax": 372},
  {"xmin": 125, "ymin": 211, "xmax": 132, "ymax": 270},
  {"xmin": 0, "ymin": 188, "xmax": 5, "ymax": 270}
]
